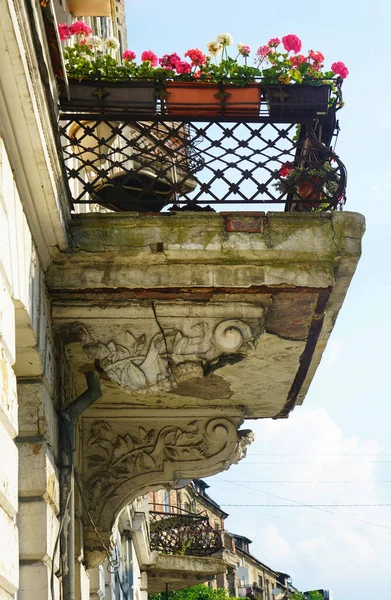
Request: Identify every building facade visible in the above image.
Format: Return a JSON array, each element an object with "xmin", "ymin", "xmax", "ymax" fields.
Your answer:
[{"xmin": 0, "ymin": 0, "xmax": 364, "ymax": 599}]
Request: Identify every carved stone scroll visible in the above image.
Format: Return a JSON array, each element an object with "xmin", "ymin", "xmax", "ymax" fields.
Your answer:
[
  {"xmin": 73, "ymin": 315, "xmax": 262, "ymax": 394},
  {"xmin": 81, "ymin": 415, "xmax": 253, "ymax": 567}
]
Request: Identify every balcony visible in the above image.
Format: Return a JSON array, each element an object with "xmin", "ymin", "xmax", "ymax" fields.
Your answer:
[
  {"xmin": 44, "ymin": 19, "xmax": 364, "ymax": 570},
  {"xmin": 58, "ymin": 80, "xmax": 346, "ymax": 214},
  {"xmin": 149, "ymin": 504, "xmax": 222, "ymax": 557},
  {"xmin": 238, "ymin": 584, "xmax": 264, "ymax": 599}
]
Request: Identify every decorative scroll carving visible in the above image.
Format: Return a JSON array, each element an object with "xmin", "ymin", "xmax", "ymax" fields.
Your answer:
[
  {"xmin": 81, "ymin": 415, "xmax": 253, "ymax": 567},
  {"xmin": 74, "ymin": 318, "xmax": 260, "ymax": 393}
]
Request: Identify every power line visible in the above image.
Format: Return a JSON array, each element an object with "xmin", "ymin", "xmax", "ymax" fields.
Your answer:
[
  {"xmin": 217, "ymin": 480, "xmax": 391, "ymax": 484},
  {"xmin": 218, "ymin": 480, "xmax": 391, "ymax": 531},
  {"xmin": 224, "ymin": 504, "xmax": 391, "ymax": 538},
  {"xmin": 222, "ymin": 503, "xmax": 391, "ymax": 507},
  {"xmin": 248, "ymin": 452, "xmax": 391, "ymax": 456},
  {"xmin": 236, "ymin": 460, "xmax": 391, "ymax": 464}
]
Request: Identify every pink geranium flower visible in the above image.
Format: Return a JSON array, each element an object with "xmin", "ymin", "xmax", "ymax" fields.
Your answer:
[
  {"xmin": 268, "ymin": 37, "xmax": 280, "ymax": 48},
  {"xmin": 141, "ymin": 50, "xmax": 158, "ymax": 67},
  {"xmin": 58, "ymin": 23, "xmax": 71, "ymax": 40},
  {"xmin": 282, "ymin": 34, "xmax": 302, "ymax": 54},
  {"xmin": 159, "ymin": 53, "xmax": 181, "ymax": 69},
  {"xmin": 185, "ymin": 48, "xmax": 207, "ymax": 67},
  {"xmin": 70, "ymin": 21, "xmax": 92, "ymax": 36},
  {"xmin": 122, "ymin": 50, "xmax": 136, "ymax": 62},
  {"xmin": 331, "ymin": 61, "xmax": 349, "ymax": 78},
  {"xmin": 237, "ymin": 44, "xmax": 251, "ymax": 57},
  {"xmin": 256, "ymin": 45, "xmax": 271, "ymax": 59},
  {"xmin": 176, "ymin": 60, "xmax": 192, "ymax": 74}
]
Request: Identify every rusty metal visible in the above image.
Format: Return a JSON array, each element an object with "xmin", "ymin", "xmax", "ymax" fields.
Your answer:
[
  {"xmin": 58, "ymin": 84, "xmax": 346, "ymax": 212},
  {"xmin": 149, "ymin": 504, "xmax": 222, "ymax": 557}
]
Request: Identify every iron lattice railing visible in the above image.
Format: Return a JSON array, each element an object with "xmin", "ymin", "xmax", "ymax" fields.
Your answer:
[
  {"xmin": 149, "ymin": 505, "xmax": 223, "ymax": 557},
  {"xmin": 58, "ymin": 84, "xmax": 346, "ymax": 212}
]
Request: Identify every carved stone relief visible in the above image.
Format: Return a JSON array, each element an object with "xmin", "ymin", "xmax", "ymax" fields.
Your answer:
[
  {"xmin": 81, "ymin": 415, "xmax": 253, "ymax": 567},
  {"xmin": 73, "ymin": 313, "xmax": 264, "ymax": 394}
]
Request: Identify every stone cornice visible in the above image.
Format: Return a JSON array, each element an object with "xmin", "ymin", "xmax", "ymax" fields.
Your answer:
[{"xmin": 0, "ymin": 0, "xmax": 70, "ymax": 269}]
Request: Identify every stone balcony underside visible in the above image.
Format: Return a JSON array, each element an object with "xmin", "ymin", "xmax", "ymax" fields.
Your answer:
[
  {"xmin": 146, "ymin": 554, "xmax": 227, "ymax": 593},
  {"xmin": 49, "ymin": 211, "xmax": 364, "ymax": 419},
  {"xmin": 47, "ymin": 210, "xmax": 364, "ymax": 566}
]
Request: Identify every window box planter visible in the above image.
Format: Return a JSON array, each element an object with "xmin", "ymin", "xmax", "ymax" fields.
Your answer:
[
  {"xmin": 264, "ymin": 84, "xmax": 331, "ymax": 118},
  {"xmin": 165, "ymin": 82, "xmax": 261, "ymax": 117},
  {"xmin": 60, "ymin": 81, "xmax": 157, "ymax": 112},
  {"xmin": 67, "ymin": 0, "xmax": 111, "ymax": 16}
]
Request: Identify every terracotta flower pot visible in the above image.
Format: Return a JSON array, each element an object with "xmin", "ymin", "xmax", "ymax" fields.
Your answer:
[
  {"xmin": 165, "ymin": 83, "xmax": 261, "ymax": 117},
  {"xmin": 296, "ymin": 177, "xmax": 323, "ymax": 204}
]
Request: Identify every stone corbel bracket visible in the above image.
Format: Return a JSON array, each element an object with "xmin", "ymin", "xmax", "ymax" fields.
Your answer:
[{"xmin": 82, "ymin": 415, "xmax": 253, "ymax": 567}]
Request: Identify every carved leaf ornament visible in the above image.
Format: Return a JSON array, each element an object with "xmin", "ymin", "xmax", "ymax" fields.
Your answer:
[
  {"xmin": 76, "ymin": 319, "xmax": 256, "ymax": 392},
  {"xmin": 84, "ymin": 418, "xmax": 244, "ymax": 517}
]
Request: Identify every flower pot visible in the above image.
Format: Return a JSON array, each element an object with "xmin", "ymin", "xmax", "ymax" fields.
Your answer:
[
  {"xmin": 296, "ymin": 177, "xmax": 323, "ymax": 205},
  {"xmin": 61, "ymin": 81, "xmax": 156, "ymax": 112},
  {"xmin": 264, "ymin": 84, "xmax": 330, "ymax": 118},
  {"xmin": 67, "ymin": 0, "xmax": 111, "ymax": 15},
  {"xmin": 165, "ymin": 83, "xmax": 261, "ymax": 116},
  {"xmin": 91, "ymin": 169, "xmax": 175, "ymax": 212}
]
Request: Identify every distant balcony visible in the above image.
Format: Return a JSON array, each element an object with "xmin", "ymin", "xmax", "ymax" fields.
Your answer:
[
  {"xmin": 238, "ymin": 584, "xmax": 264, "ymax": 600},
  {"xmin": 149, "ymin": 504, "xmax": 222, "ymax": 557},
  {"xmin": 58, "ymin": 80, "xmax": 346, "ymax": 214}
]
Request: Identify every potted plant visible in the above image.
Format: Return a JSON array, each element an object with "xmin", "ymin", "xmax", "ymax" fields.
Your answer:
[
  {"xmin": 274, "ymin": 160, "xmax": 341, "ymax": 208},
  {"xmin": 162, "ymin": 36, "xmax": 262, "ymax": 116},
  {"xmin": 58, "ymin": 23, "xmax": 158, "ymax": 111},
  {"xmin": 256, "ymin": 35, "xmax": 348, "ymax": 116}
]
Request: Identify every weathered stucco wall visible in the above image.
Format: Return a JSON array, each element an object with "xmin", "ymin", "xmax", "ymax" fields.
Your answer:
[{"xmin": 0, "ymin": 136, "xmax": 61, "ymax": 599}]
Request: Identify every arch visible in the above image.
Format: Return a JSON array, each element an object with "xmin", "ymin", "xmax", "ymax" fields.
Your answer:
[{"xmin": 81, "ymin": 414, "xmax": 253, "ymax": 567}]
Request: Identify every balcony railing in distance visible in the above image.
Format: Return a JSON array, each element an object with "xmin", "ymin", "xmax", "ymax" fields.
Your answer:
[
  {"xmin": 149, "ymin": 504, "xmax": 223, "ymax": 557},
  {"xmin": 58, "ymin": 79, "xmax": 347, "ymax": 213}
]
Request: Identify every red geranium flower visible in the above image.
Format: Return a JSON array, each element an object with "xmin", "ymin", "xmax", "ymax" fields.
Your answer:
[
  {"xmin": 58, "ymin": 23, "xmax": 71, "ymax": 40},
  {"xmin": 280, "ymin": 162, "xmax": 293, "ymax": 177},
  {"xmin": 185, "ymin": 48, "xmax": 207, "ymax": 67},
  {"xmin": 331, "ymin": 61, "xmax": 349, "ymax": 79},
  {"xmin": 70, "ymin": 21, "xmax": 92, "ymax": 36},
  {"xmin": 141, "ymin": 50, "xmax": 159, "ymax": 67}
]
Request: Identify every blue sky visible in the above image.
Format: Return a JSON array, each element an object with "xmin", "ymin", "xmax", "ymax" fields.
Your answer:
[{"xmin": 124, "ymin": 2, "xmax": 391, "ymax": 598}]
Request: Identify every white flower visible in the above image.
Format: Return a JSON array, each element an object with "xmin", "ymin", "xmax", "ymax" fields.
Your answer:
[
  {"xmin": 216, "ymin": 33, "xmax": 233, "ymax": 46},
  {"xmin": 85, "ymin": 35, "xmax": 102, "ymax": 49},
  {"xmin": 206, "ymin": 41, "xmax": 223, "ymax": 56},
  {"xmin": 105, "ymin": 36, "xmax": 120, "ymax": 50}
]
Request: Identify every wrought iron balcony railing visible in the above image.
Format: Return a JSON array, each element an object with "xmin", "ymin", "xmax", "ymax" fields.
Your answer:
[
  {"xmin": 238, "ymin": 585, "xmax": 265, "ymax": 600},
  {"xmin": 149, "ymin": 504, "xmax": 223, "ymax": 557},
  {"xmin": 58, "ymin": 82, "xmax": 347, "ymax": 213}
]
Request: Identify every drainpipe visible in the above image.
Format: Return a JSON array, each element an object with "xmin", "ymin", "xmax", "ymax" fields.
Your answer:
[{"xmin": 60, "ymin": 372, "xmax": 102, "ymax": 600}]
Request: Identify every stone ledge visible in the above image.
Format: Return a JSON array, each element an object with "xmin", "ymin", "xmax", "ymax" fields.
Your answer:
[
  {"xmin": 18, "ymin": 500, "xmax": 59, "ymax": 567},
  {"xmin": 146, "ymin": 553, "xmax": 227, "ymax": 593},
  {"xmin": 17, "ymin": 382, "xmax": 58, "ymax": 457},
  {"xmin": 0, "ymin": 507, "xmax": 18, "ymax": 594},
  {"xmin": 18, "ymin": 442, "xmax": 59, "ymax": 513}
]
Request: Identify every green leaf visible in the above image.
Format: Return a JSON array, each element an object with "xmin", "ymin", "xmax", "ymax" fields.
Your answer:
[{"xmin": 290, "ymin": 69, "xmax": 303, "ymax": 83}]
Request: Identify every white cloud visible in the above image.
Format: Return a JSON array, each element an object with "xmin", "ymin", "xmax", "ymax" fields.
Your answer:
[
  {"xmin": 323, "ymin": 339, "xmax": 344, "ymax": 366},
  {"xmin": 209, "ymin": 408, "xmax": 390, "ymax": 599}
]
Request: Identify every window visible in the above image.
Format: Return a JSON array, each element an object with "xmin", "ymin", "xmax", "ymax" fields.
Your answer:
[
  {"xmin": 258, "ymin": 576, "xmax": 263, "ymax": 589},
  {"xmin": 265, "ymin": 580, "xmax": 270, "ymax": 600}
]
